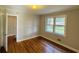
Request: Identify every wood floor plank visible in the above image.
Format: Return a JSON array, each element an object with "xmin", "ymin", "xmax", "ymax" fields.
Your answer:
[{"xmin": 8, "ymin": 36, "xmax": 75, "ymax": 53}]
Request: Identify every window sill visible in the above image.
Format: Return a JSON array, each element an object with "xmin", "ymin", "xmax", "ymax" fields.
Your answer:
[
  {"xmin": 45, "ymin": 31, "xmax": 65, "ymax": 38},
  {"xmin": 53, "ymin": 33, "xmax": 65, "ymax": 38}
]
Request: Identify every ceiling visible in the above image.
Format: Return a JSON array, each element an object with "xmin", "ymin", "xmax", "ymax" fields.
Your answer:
[{"xmin": 0, "ymin": 5, "xmax": 79, "ymax": 15}]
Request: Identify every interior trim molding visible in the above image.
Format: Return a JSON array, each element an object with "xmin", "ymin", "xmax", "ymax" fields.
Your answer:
[
  {"xmin": 16, "ymin": 34, "xmax": 79, "ymax": 52},
  {"xmin": 7, "ymin": 34, "xmax": 16, "ymax": 37},
  {"xmin": 40, "ymin": 35, "xmax": 79, "ymax": 53},
  {"xmin": 17, "ymin": 35, "xmax": 39, "ymax": 42}
]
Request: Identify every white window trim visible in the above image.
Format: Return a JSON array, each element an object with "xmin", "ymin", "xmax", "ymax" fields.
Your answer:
[{"xmin": 45, "ymin": 15, "xmax": 67, "ymax": 37}]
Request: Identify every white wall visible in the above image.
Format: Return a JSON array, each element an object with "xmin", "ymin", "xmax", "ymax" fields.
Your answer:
[
  {"xmin": 0, "ymin": 6, "xmax": 39, "ymax": 50},
  {"xmin": 0, "ymin": 8, "xmax": 6, "ymax": 48},
  {"xmin": 5, "ymin": 8, "xmax": 39, "ymax": 42},
  {"xmin": 0, "ymin": 6, "xmax": 79, "ymax": 52},
  {"xmin": 39, "ymin": 9, "xmax": 79, "ymax": 50},
  {"xmin": 17, "ymin": 14, "xmax": 39, "ymax": 42},
  {"xmin": 0, "ymin": 7, "xmax": 39, "ymax": 42}
]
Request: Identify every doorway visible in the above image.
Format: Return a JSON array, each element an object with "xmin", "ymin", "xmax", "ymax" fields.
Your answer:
[
  {"xmin": 7, "ymin": 15, "xmax": 17, "ymax": 37},
  {"xmin": 6, "ymin": 15, "xmax": 17, "ymax": 51}
]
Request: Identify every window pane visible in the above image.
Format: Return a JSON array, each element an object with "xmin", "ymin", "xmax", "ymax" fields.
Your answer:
[
  {"xmin": 46, "ymin": 25, "xmax": 53, "ymax": 32},
  {"xmin": 55, "ymin": 26, "xmax": 64, "ymax": 35},
  {"xmin": 47, "ymin": 18, "xmax": 54, "ymax": 25},
  {"xmin": 56, "ymin": 17, "xmax": 65, "ymax": 25}
]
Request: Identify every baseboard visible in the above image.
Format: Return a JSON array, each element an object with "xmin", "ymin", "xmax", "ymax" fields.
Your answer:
[
  {"xmin": 40, "ymin": 35, "xmax": 79, "ymax": 53},
  {"xmin": 7, "ymin": 34, "xmax": 16, "ymax": 37},
  {"xmin": 16, "ymin": 35, "xmax": 79, "ymax": 52},
  {"xmin": 17, "ymin": 35, "xmax": 40, "ymax": 42}
]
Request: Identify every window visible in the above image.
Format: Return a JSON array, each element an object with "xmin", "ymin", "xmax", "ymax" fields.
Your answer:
[
  {"xmin": 45, "ymin": 16, "xmax": 66, "ymax": 36},
  {"xmin": 45, "ymin": 17, "xmax": 54, "ymax": 32}
]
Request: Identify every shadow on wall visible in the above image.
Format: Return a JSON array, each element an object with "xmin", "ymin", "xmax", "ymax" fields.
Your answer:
[{"xmin": 0, "ymin": 46, "xmax": 6, "ymax": 53}]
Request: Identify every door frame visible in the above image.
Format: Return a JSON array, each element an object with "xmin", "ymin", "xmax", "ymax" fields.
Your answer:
[{"xmin": 6, "ymin": 13, "xmax": 18, "ymax": 51}]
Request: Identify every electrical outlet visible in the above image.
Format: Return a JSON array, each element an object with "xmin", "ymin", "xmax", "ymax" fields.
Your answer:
[{"xmin": 57, "ymin": 39, "xmax": 64, "ymax": 44}]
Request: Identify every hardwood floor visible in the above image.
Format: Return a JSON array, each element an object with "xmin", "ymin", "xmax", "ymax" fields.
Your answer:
[{"xmin": 8, "ymin": 36, "xmax": 75, "ymax": 53}]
